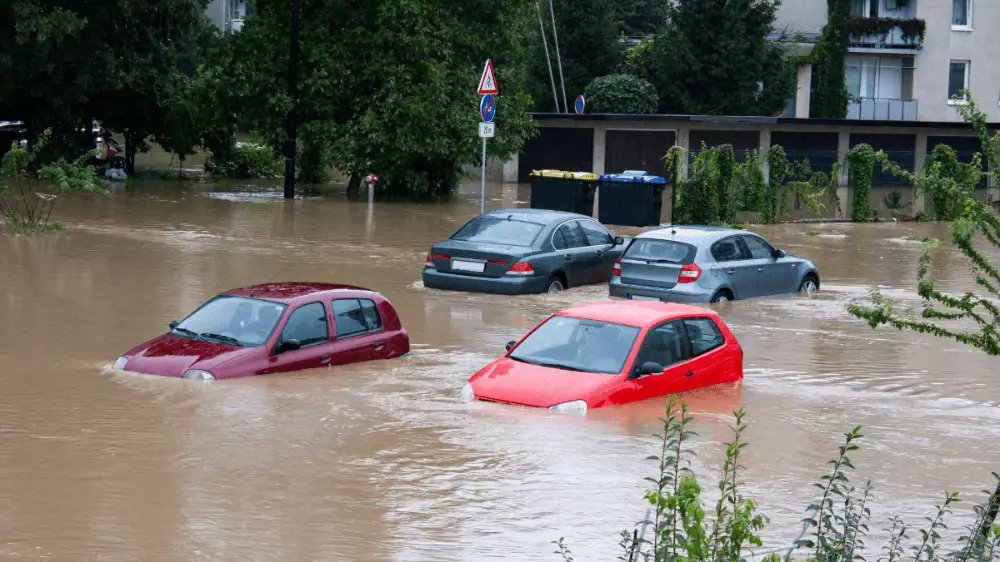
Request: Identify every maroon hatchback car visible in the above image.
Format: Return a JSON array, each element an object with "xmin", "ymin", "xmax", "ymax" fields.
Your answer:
[{"xmin": 113, "ymin": 283, "xmax": 409, "ymax": 380}]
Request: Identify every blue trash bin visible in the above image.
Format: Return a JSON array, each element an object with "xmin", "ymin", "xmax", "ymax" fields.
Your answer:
[{"xmin": 597, "ymin": 170, "xmax": 667, "ymax": 227}]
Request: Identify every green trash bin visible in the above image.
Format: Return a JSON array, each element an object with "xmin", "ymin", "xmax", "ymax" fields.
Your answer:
[
  {"xmin": 529, "ymin": 170, "xmax": 598, "ymax": 216},
  {"xmin": 597, "ymin": 170, "xmax": 667, "ymax": 227}
]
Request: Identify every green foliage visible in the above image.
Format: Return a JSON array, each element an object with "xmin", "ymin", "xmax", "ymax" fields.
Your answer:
[
  {"xmin": 846, "ymin": 143, "xmax": 875, "ymax": 222},
  {"xmin": 848, "ymin": 95, "xmax": 999, "ymax": 358},
  {"xmin": 221, "ymin": 0, "xmax": 538, "ymax": 198},
  {"xmin": 918, "ymin": 145, "xmax": 981, "ymax": 221},
  {"xmin": 617, "ymin": 398, "xmax": 769, "ymax": 562},
  {"xmin": 583, "ymin": 74, "xmax": 658, "ymax": 114},
  {"xmin": 884, "ymin": 190, "xmax": 904, "ymax": 210},
  {"xmin": 1, "ymin": 133, "xmax": 106, "ymax": 234},
  {"xmin": 811, "ymin": 0, "xmax": 851, "ymax": 118},
  {"xmin": 843, "ymin": 16, "xmax": 926, "ymax": 45},
  {"xmin": 528, "ymin": 0, "xmax": 620, "ymax": 112},
  {"xmin": 612, "ymin": 0, "xmax": 666, "ymax": 36},
  {"xmin": 622, "ymin": 37, "xmax": 655, "ymax": 77},
  {"xmin": 643, "ymin": 0, "xmax": 794, "ymax": 115},
  {"xmin": 559, "ymin": 399, "xmax": 1000, "ymax": 562},
  {"xmin": 205, "ymin": 143, "xmax": 282, "ymax": 179},
  {"xmin": 0, "ymin": 0, "xmax": 217, "ymax": 170},
  {"xmin": 668, "ymin": 144, "xmax": 827, "ymax": 225}
]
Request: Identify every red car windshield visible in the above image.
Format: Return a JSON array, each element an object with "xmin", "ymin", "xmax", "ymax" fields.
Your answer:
[
  {"xmin": 509, "ymin": 316, "xmax": 640, "ymax": 375},
  {"xmin": 174, "ymin": 296, "xmax": 287, "ymax": 347}
]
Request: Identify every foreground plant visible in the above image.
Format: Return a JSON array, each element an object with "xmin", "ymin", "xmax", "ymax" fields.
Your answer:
[
  {"xmin": 557, "ymin": 399, "xmax": 1000, "ymax": 562},
  {"xmin": 0, "ymin": 133, "xmax": 106, "ymax": 234}
]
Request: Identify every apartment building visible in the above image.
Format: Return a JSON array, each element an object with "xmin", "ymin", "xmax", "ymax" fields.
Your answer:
[
  {"xmin": 777, "ymin": 0, "xmax": 1000, "ymax": 122},
  {"xmin": 205, "ymin": 0, "xmax": 248, "ymax": 32}
]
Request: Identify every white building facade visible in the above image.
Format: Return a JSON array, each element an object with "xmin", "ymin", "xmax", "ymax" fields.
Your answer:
[
  {"xmin": 205, "ymin": 0, "xmax": 248, "ymax": 33},
  {"xmin": 777, "ymin": 0, "xmax": 1000, "ymax": 122}
]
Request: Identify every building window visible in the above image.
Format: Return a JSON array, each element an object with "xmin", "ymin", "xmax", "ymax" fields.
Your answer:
[
  {"xmin": 851, "ymin": 0, "xmax": 879, "ymax": 17},
  {"xmin": 952, "ymin": 0, "xmax": 972, "ymax": 29},
  {"xmin": 948, "ymin": 61, "xmax": 970, "ymax": 103}
]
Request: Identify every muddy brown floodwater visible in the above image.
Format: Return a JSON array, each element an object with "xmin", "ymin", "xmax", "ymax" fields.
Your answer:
[{"xmin": 1, "ymin": 179, "xmax": 998, "ymax": 561}]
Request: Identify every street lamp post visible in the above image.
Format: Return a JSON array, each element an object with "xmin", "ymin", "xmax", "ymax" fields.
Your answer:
[{"xmin": 283, "ymin": 0, "xmax": 301, "ymax": 199}]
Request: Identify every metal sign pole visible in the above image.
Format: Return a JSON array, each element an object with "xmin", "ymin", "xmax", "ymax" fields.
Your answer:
[{"xmin": 480, "ymin": 137, "xmax": 487, "ymax": 214}]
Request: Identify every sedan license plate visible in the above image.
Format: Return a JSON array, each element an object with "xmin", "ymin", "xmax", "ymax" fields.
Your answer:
[
  {"xmin": 451, "ymin": 259, "xmax": 486, "ymax": 273},
  {"xmin": 629, "ymin": 294, "xmax": 661, "ymax": 302}
]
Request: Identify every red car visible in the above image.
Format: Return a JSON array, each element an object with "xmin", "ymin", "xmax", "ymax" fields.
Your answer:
[
  {"xmin": 463, "ymin": 301, "xmax": 742, "ymax": 412},
  {"xmin": 113, "ymin": 283, "xmax": 409, "ymax": 380}
]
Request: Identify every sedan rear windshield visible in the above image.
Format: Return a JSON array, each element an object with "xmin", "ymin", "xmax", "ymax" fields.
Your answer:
[
  {"xmin": 624, "ymin": 239, "xmax": 696, "ymax": 264},
  {"xmin": 509, "ymin": 316, "xmax": 640, "ymax": 375},
  {"xmin": 451, "ymin": 218, "xmax": 545, "ymax": 247}
]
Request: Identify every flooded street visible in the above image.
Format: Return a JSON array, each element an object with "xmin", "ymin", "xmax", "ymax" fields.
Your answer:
[{"xmin": 1, "ymin": 179, "xmax": 998, "ymax": 561}]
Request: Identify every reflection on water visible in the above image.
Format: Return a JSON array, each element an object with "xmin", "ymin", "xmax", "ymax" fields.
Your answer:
[{"xmin": 1, "ymin": 179, "xmax": 998, "ymax": 560}]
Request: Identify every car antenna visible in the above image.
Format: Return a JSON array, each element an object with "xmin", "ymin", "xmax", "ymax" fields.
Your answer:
[{"xmin": 250, "ymin": 262, "xmax": 296, "ymax": 297}]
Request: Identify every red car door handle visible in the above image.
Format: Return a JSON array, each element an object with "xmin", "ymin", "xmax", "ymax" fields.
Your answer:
[
  {"xmin": 373, "ymin": 342, "xmax": 385, "ymax": 350},
  {"xmin": 321, "ymin": 354, "xmax": 331, "ymax": 361},
  {"xmin": 685, "ymin": 371, "xmax": 695, "ymax": 377}
]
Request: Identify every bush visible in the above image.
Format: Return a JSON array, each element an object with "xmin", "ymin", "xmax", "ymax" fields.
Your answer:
[
  {"xmin": 847, "ymin": 143, "xmax": 875, "ymax": 222},
  {"xmin": 204, "ymin": 143, "xmax": 282, "ymax": 179},
  {"xmin": 583, "ymin": 74, "xmax": 659, "ymax": 114},
  {"xmin": 556, "ymin": 397, "xmax": 1000, "ymax": 562},
  {"xmin": 1, "ymin": 133, "xmax": 106, "ymax": 234}
]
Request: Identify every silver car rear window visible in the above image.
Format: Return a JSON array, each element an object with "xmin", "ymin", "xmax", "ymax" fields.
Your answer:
[
  {"xmin": 452, "ymin": 218, "xmax": 544, "ymax": 247},
  {"xmin": 624, "ymin": 239, "xmax": 696, "ymax": 263}
]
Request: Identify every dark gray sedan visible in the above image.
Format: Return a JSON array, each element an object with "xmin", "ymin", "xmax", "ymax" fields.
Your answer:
[
  {"xmin": 608, "ymin": 226, "xmax": 820, "ymax": 303},
  {"xmin": 422, "ymin": 209, "xmax": 627, "ymax": 294}
]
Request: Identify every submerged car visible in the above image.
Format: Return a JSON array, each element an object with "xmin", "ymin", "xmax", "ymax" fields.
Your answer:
[
  {"xmin": 423, "ymin": 209, "xmax": 627, "ymax": 294},
  {"xmin": 463, "ymin": 301, "xmax": 743, "ymax": 411},
  {"xmin": 609, "ymin": 226, "xmax": 819, "ymax": 303},
  {"xmin": 113, "ymin": 283, "xmax": 409, "ymax": 380}
]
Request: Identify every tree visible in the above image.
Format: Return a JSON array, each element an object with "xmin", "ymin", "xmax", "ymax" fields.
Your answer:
[
  {"xmin": 810, "ymin": 0, "xmax": 851, "ymax": 118},
  {"xmin": 583, "ymin": 74, "xmax": 658, "ymax": 113},
  {"xmin": 217, "ymin": 0, "xmax": 538, "ymax": 198},
  {"xmin": 612, "ymin": 0, "xmax": 667, "ymax": 36},
  {"xmin": 527, "ymin": 0, "xmax": 621, "ymax": 112},
  {"xmin": 0, "ymin": 1, "xmax": 216, "ymax": 171},
  {"xmin": 848, "ymin": 95, "xmax": 1000, "ymax": 537},
  {"xmin": 643, "ymin": 0, "xmax": 794, "ymax": 115}
]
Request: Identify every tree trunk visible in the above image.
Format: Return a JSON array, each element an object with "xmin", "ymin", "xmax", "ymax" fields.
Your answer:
[
  {"xmin": 346, "ymin": 174, "xmax": 361, "ymax": 199},
  {"xmin": 178, "ymin": 155, "xmax": 185, "ymax": 179},
  {"xmin": 124, "ymin": 130, "xmax": 137, "ymax": 175}
]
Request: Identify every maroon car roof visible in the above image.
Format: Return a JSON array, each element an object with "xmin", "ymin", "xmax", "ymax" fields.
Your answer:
[{"xmin": 223, "ymin": 282, "xmax": 375, "ymax": 303}]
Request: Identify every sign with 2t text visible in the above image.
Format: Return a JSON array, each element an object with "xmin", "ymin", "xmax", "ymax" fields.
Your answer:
[{"xmin": 478, "ymin": 122, "xmax": 495, "ymax": 138}]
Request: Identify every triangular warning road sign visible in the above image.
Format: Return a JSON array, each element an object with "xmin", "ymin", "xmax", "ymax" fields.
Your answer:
[{"xmin": 477, "ymin": 59, "xmax": 499, "ymax": 95}]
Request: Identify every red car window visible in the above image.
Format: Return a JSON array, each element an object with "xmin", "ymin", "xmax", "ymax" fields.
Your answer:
[
  {"xmin": 683, "ymin": 318, "xmax": 725, "ymax": 356},
  {"xmin": 280, "ymin": 302, "xmax": 329, "ymax": 347},
  {"xmin": 633, "ymin": 321, "xmax": 688, "ymax": 370}
]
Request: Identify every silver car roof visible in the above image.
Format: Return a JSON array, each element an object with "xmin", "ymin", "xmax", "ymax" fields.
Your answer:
[{"xmin": 635, "ymin": 225, "xmax": 751, "ymax": 244}]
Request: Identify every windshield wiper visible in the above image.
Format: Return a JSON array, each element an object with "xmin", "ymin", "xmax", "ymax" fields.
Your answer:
[
  {"xmin": 171, "ymin": 327, "xmax": 200, "ymax": 339},
  {"xmin": 514, "ymin": 357, "xmax": 585, "ymax": 371},
  {"xmin": 643, "ymin": 258, "xmax": 679, "ymax": 264},
  {"xmin": 198, "ymin": 332, "xmax": 243, "ymax": 346}
]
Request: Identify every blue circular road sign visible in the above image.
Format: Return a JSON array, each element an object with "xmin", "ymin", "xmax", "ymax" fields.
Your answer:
[
  {"xmin": 480, "ymin": 94, "xmax": 497, "ymax": 123},
  {"xmin": 574, "ymin": 95, "xmax": 586, "ymax": 115}
]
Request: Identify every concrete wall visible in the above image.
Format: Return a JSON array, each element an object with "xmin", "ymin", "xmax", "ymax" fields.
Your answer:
[{"xmin": 913, "ymin": 0, "xmax": 1000, "ymax": 122}]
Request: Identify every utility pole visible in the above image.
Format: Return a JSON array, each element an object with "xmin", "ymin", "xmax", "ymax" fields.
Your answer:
[
  {"xmin": 547, "ymin": 0, "xmax": 568, "ymax": 113},
  {"xmin": 283, "ymin": 0, "xmax": 301, "ymax": 199},
  {"xmin": 535, "ymin": 2, "xmax": 560, "ymax": 113}
]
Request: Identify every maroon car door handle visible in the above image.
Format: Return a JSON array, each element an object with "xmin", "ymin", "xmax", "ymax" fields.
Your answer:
[
  {"xmin": 373, "ymin": 342, "xmax": 385, "ymax": 350},
  {"xmin": 321, "ymin": 353, "xmax": 331, "ymax": 362}
]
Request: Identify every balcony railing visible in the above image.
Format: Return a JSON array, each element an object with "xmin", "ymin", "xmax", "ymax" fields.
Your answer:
[
  {"xmin": 846, "ymin": 17, "xmax": 925, "ymax": 50},
  {"xmin": 847, "ymin": 99, "xmax": 918, "ymax": 121}
]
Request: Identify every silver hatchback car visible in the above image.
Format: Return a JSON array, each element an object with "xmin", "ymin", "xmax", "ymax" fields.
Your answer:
[{"xmin": 608, "ymin": 226, "xmax": 819, "ymax": 303}]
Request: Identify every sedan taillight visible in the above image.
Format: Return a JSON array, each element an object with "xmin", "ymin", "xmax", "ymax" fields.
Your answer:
[
  {"xmin": 612, "ymin": 257, "xmax": 622, "ymax": 276},
  {"xmin": 677, "ymin": 263, "xmax": 702, "ymax": 283},
  {"xmin": 506, "ymin": 262, "xmax": 534, "ymax": 275},
  {"xmin": 426, "ymin": 252, "xmax": 448, "ymax": 265}
]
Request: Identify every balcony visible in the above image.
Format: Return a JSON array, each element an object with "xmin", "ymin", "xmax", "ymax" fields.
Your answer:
[
  {"xmin": 846, "ymin": 17, "xmax": 925, "ymax": 52},
  {"xmin": 847, "ymin": 99, "xmax": 918, "ymax": 121}
]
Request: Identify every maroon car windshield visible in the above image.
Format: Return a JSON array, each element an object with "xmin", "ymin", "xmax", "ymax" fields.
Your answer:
[{"xmin": 173, "ymin": 296, "xmax": 287, "ymax": 347}]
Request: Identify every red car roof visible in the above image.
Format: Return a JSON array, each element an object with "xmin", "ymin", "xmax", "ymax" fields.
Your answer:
[
  {"xmin": 557, "ymin": 300, "xmax": 718, "ymax": 328},
  {"xmin": 223, "ymin": 282, "xmax": 375, "ymax": 303}
]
